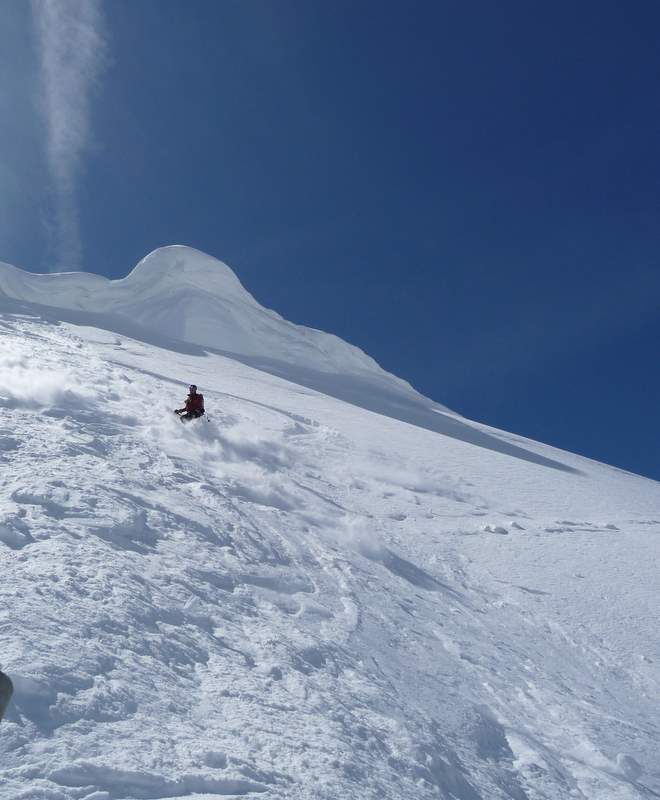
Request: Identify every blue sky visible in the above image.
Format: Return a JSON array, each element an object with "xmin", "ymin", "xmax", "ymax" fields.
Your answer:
[{"xmin": 2, "ymin": 1, "xmax": 659, "ymax": 480}]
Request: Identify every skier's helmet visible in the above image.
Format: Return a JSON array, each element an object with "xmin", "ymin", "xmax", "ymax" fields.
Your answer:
[{"xmin": 189, "ymin": 384, "xmax": 197, "ymax": 394}]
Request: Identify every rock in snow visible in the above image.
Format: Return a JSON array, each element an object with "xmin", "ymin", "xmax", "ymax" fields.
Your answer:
[{"xmin": 0, "ymin": 246, "xmax": 658, "ymax": 799}]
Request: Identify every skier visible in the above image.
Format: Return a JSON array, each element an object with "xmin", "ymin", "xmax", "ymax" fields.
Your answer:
[{"xmin": 174, "ymin": 384, "xmax": 205, "ymax": 421}]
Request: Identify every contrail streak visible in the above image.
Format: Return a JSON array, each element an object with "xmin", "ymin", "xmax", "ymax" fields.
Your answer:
[{"xmin": 32, "ymin": 0, "xmax": 106, "ymax": 271}]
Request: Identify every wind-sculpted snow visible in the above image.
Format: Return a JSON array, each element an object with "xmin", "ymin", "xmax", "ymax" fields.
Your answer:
[
  {"xmin": 0, "ymin": 246, "xmax": 411, "ymax": 390},
  {"xmin": 0, "ymin": 304, "xmax": 659, "ymax": 799}
]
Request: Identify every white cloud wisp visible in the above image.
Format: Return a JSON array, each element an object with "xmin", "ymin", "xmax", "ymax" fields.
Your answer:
[{"xmin": 32, "ymin": 0, "xmax": 106, "ymax": 271}]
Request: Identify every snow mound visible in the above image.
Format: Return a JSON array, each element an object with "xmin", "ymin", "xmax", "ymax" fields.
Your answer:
[
  {"xmin": 0, "ymin": 276, "xmax": 659, "ymax": 799},
  {"xmin": 0, "ymin": 246, "xmax": 411, "ymax": 390}
]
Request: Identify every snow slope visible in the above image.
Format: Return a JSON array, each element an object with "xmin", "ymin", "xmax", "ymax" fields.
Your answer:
[{"xmin": 0, "ymin": 250, "xmax": 658, "ymax": 800}]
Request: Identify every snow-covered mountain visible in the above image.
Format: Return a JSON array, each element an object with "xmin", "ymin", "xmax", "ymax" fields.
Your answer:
[
  {"xmin": 0, "ymin": 246, "xmax": 417, "ymax": 393},
  {"xmin": 1, "ymin": 247, "xmax": 658, "ymax": 800}
]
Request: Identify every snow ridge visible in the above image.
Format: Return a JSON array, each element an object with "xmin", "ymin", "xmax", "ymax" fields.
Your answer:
[{"xmin": 0, "ymin": 246, "xmax": 412, "ymax": 391}]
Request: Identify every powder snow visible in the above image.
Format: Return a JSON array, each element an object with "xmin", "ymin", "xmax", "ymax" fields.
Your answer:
[{"xmin": 0, "ymin": 247, "xmax": 658, "ymax": 800}]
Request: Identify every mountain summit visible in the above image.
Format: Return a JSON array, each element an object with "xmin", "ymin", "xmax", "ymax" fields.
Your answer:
[{"xmin": 0, "ymin": 246, "xmax": 410, "ymax": 389}]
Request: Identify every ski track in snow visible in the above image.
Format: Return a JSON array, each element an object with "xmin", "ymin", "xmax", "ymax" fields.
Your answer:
[{"xmin": 0, "ymin": 312, "xmax": 659, "ymax": 800}]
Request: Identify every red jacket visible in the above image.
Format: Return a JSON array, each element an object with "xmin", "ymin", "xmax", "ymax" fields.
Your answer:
[{"xmin": 185, "ymin": 393, "xmax": 204, "ymax": 413}]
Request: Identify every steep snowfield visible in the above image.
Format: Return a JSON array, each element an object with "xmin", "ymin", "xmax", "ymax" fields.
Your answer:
[{"xmin": 0, "ymin": 250, "xmax": 658, "ymax": 800}]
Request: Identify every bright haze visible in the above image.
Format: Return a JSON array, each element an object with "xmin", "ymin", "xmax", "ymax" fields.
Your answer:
[{"xmin": 1, "ymin": 1, "xmax": 658, "ymax": 479}]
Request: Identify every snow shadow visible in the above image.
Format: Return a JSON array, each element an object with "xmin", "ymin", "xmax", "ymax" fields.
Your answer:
[
  {"xmin": 87, "ymin": 508, "xmax": 160, "ymax": 554},
  {"xmin": 0, "ymin": 295, "xmax": 206, "ymax": 357},
  {"xmin": 0, "ymin": 513, "xmax": 33, "ymax": 549},
  {"xmin": 360, "ymin": 540, "xmax": 467, "ymax": 603},
  {"xmin": 203, "ymin": 349, "xmax": 581, "ymax": 475},
  {"xmin": 6, "ymin": 673, "xmax": 58, "ymax": 728},
  {"xmin": 48, "ymin": 761, "xmax": 270, "ymax": 798},
  {"xmin": 339, "ymin": 520, "xmax": 469, "ymax": 604}
]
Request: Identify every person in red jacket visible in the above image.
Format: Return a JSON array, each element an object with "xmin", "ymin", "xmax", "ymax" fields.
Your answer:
[{"xmin": 175, "ymin": 384, "xmax": 205, "ymax": 421}]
